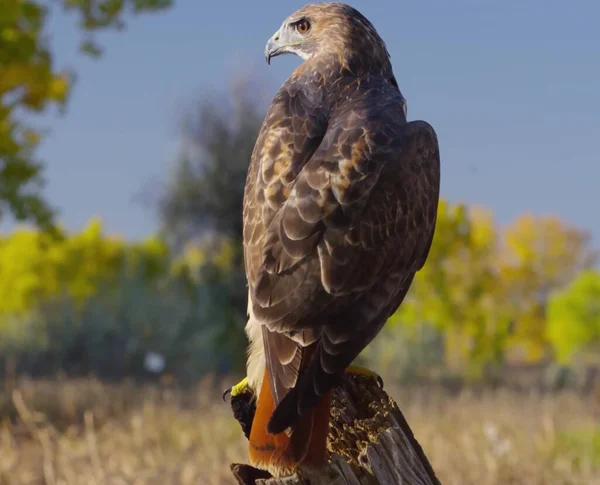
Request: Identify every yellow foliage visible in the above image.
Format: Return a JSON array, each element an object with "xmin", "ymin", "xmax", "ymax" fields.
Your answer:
[
  {"xmin": 0, "ymin": 0, "xmax": 173, "ymax": 229},
  {"xmin": 0, "ymin": 203, "xmax": 595, "ymax": 377},
  {"xmin": 391, "ymin": 199, "xmax": 596, "ymax": 374},
  {"xmin": 0, "ymin": 219, "xmax": 169, "ymax": 316},
  {"xmin": 170, "ymin": 237, "xmax": 241, "ymax": 286},
  {"xmin": 498, "ymin": 214, "xmax": 596, "ymax": 360},
  {"xmin": 49, "ymin": 73, "xmax": 70, "ymax": 101},
  {"xmin": 391, "ymin": 199, "xmax": 508, "ymax": 375}
]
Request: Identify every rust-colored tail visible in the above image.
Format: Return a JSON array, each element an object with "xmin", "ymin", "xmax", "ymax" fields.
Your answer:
[{"xmin": 248, "ymin": 367, "xmax": 331, "ymax": 476}]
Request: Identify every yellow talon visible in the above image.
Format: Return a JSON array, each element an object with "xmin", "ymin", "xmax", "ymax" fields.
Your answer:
[
  {"xmin": 223, "ymin": 377, "xmax": 251, "ymax": 401},
  {"xmin": 345, "ymin": 365, "xmax": 384, "ymax": 388},
  {"xmin": 231, "ymin": 377, "xmax": 250, "ymax": 397}
]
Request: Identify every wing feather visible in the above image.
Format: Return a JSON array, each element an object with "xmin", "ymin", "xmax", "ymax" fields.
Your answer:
[{"xmin": 243, "ymin": 74, "xmax": 440, "ymax": 421}]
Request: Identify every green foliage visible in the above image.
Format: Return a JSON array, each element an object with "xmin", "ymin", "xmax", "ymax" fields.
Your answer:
[
  {"xmin": 155, "ymin": 82, "xmax": 265, "ymax": 374},
  {"xmin": 0, "ymin": 219, "xmax": 250, "ymax": 380},
  {"xmin": 499, "ymin": 214, "xmax": 597, "ymax": 361},
  {"xmin": 0, "ymin": 0, "xmax": 173, "ymax": 229},
  {"xmin": 360, "ymin": 321, "xmax": 446, "ymax": 385},
  {"xmin": 2, "ymin": 269, "xmax": 232, "ymax": 380},
  {"xmin": 388, "ymin": 201, "xmax": 598, "ymax": 379},
  {"xmin": 173, "ymin": 239, "xmax": 251, "ymax": 373},
  {"xmin": 547, "ymin": 270, "xmax": 600, "ymax": 363},
  {"xmin": 0, "ymin": 218, "xmax": 168, "ymax": 314},
  {"xmin": 391, "ymin": 201, "xmax": 511, "ymax": 378},
  {"xmin": 1, "ymin": 1, "xmax": 67, "ymax": 229},
  {"xmin": 2, "ymin": 188, "xmax": 597, "ymax": 383},
  {"xmin": 59, "ymin": 0, "xmax": 174, "ymax": 56}
]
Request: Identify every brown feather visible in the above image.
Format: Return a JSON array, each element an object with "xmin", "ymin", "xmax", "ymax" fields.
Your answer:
[{"xmin": 243, "ymin": 3, "xmax": 440, "ymax": 441}]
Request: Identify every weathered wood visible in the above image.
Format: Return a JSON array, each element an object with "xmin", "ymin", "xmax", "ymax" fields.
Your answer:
[{"xmin": 229, "ymin": 374, "xmax": 442, "ymax": 485}]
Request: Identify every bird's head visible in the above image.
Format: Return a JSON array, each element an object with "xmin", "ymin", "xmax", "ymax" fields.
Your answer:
[{"xmin": 265, "ymin": 3, "xmax": 391, "ymax": 73}]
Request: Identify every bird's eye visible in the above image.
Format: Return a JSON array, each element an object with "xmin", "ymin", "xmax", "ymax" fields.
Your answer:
[{"xmin": 296, "ymin": 19, "xmax": 310, "ymax": 35}]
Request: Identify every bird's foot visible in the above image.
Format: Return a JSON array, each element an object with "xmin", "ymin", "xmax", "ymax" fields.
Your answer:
[
  {"xmin": 223, "ymin": 376, "xmax": 251, "ymax": 401},
  {"xmin": 345, "ymin": 365, "xmax": 384, "ymax": 389},
  {"xmin": 223, "ymin": 377, "xmax": 256, "ymax": 440}
]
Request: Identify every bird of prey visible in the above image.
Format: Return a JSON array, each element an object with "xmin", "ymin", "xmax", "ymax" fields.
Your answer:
[{"xmin": 229, "ymin": 2, "xmax": 440, "ymax": 477}]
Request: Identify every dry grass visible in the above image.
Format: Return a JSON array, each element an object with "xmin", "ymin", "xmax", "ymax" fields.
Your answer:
[{"xmin": 0, "ymin": 378, "xmax": 598, "ymax": 485}]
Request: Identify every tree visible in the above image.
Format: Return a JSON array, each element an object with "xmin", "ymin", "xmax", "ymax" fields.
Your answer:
[
  {"xmin": 389, "ymin": 200, "xmax": 512, "ymax": 377},
  {"xmin": 0, "ymin": 217, "xmax": 169, "ymax": 315},
  {"xmin": 546, "ymin": 270, "xmax": 600, "ymax": 364},
  {"xmin": 389, "ymin": 207, "xmax": 597, "ymax": 376},
  {"xmin": 158, "ymin": 80, "xmax": 265, "ymax": 249},
  {"xmin": 0, "ymin": 0, "xmax": 173, "ymax": 230},
  {"xmin": 498, "ymin": 214, "xmax": 597, "ymax": 361},
  {"xmin": 157, "ymin": 80, "xmax": 266, "ymax": 373}
]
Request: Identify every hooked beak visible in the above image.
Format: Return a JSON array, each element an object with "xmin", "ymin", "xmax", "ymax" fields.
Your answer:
[
  {"xmin": 265, "ymin": 31, "xmax": 281, "ymax": 65},
  {"xmin": 265, "ymin": 29, "xmax": 301, "ymax": 65}
]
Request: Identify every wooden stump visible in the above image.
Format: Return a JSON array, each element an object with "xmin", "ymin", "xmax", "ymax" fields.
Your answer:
[{"xmin": 229, "ymin": 375, "xmax": 442, "ymax": 485}]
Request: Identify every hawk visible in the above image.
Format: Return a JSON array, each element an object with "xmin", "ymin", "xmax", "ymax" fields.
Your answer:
[{"xmin": 229, "ymin": 2, "xmax": 440, "ymax": 477}]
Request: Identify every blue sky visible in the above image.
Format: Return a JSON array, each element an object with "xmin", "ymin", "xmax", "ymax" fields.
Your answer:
[{"xmin": 9, "ymin": 0, "xmax": 600, "ymax": 243}]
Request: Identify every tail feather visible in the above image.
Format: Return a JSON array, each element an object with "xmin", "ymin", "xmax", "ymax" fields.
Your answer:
[
  {"xmin": 298, "ymin": 389, "xmax": 331, "ymax": 467},
  {"xmin": 248, "ymin": 366, "xmax": 295, "ymax": 473},
  {"xmin": 249, "ymin": 366, "xmax": 331, "ymax": 476},
  {"xmin": 268, "ymin": 341, "xmax": 342, "ymax": 435}
]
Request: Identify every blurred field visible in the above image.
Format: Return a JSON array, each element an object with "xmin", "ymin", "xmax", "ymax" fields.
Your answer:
[{"xmin": 0, "ymin": 378, "xmax": 598, "ymax": 485}]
